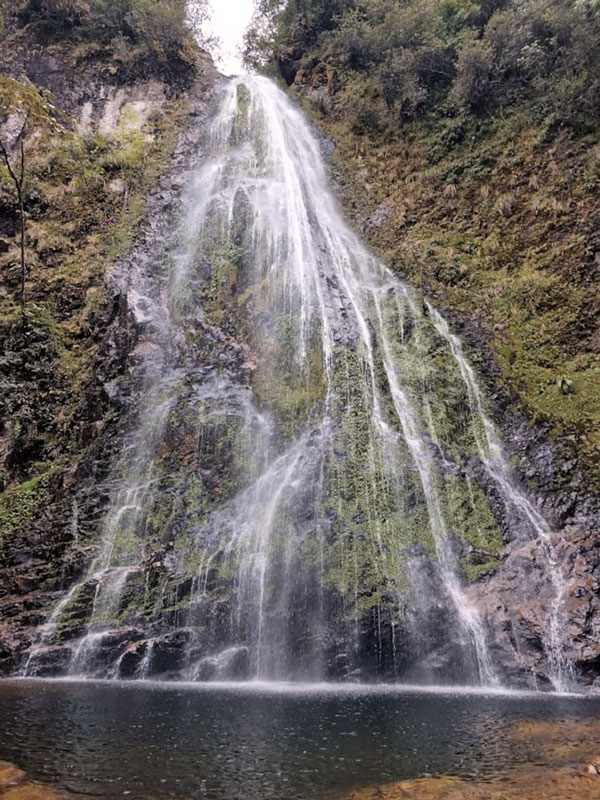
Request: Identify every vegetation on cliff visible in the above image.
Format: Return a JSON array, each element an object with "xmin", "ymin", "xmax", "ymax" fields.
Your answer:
[
  {"xmin": 246, "ymin": 0, "xmax": 600, "ymax": 491},
  {"xmin": 0, "ymin": 0, "xmax": 597, "ymax": 685},
  {"xmin": 0, "ymin": 0, "xmax": 214, "ymax": 669},
  {"xmin": 248, "ymin": 0, "xmax": 600, "ymax": 132},
  {"xmin": 0, "ymin": 0, "xmax": 209, "ymax": 484},
  {"xmin": 14, "ymin": 0, "xmax": 208, "ymax": 75}
]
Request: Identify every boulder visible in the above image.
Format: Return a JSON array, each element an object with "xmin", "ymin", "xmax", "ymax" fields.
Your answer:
[
  {"xmin": 117, "ymin": 640, "xmax": 149, "ymax": 679},
  {"xmin": 71, "ymin": 628, "xmax": 144, "ymax": 677},
  {"xmin": 470, "ymin": 529, "xmax": 600, "ymax": 687},
  {"xmin": 25, "ymin": 645, "xmax": 73, "ymax": 677},
  {"xmin": 194, "ymin": 646, "xmax": 250, "ymax": 682},
  {"xmin": 146, "ymin": 629, "xmax": 193, "ymax": 677}
]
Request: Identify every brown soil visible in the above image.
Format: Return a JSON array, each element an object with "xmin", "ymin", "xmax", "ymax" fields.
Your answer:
[{"xmin": 0, "ymin": 761, "xmax": 75, "ymax": 800}]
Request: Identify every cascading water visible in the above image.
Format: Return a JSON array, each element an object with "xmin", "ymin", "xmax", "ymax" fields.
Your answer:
[
  {"xmin": 426, "ymin": 308, "xmax": 574, "ymax": 691},
  {"xmin": 23, "ymin": 76, "xmax": 573, "ymax": 689}
]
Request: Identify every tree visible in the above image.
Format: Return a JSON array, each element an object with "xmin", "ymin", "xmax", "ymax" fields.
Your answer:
[
  {"xmin": 17, "ymin": 0, "xmax": 211, "ymax": 69},
  {"xmin": 244, "ymin": 0, "xmax": 351, "ymax": 69},
  {"xmin": 0, "ymin": 77, "xmax": 59, "ymax": 321}
]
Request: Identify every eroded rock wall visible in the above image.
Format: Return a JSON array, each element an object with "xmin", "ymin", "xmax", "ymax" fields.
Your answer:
[
  {"xmin": 0, "ymin": 13, "xmax": 219, "ymax": 674},
  {"xmin": 280, "ymin": 67, "xmax": 600, "ymax": 688}
]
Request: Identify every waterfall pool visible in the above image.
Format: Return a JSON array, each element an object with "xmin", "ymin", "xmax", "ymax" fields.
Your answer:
[{"xmin": 0, "ymin": 679, "xmax": 598, "ymax": 799}]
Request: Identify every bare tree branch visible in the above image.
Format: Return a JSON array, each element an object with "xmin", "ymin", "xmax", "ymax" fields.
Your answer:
[
  {"xmin": 0, "ymin": 136, "xmax": 19, "ymax": 187},
  {"xmin": 0, "ymin": 112, "xmax": 30, "ymax": 322}
]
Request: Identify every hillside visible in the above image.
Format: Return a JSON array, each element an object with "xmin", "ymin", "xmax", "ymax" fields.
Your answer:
[
  {"xmin": 0, "ymin": 0, "xmax": 598, "ymax": 689},
  {"xmin": 247, "ymin": 0, "xmax": 600, "ymax": 509}
]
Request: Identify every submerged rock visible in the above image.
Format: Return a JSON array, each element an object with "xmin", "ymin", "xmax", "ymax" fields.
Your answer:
[
  {"xmin": 342, "ymin": 716, "xmax": 600, "ymax": 799},
  {"xmin": 0, "ymin": 762, "xmax": 26, "ymax": 790},
  {"xmin": 0, "ymin": 759, "xmax": 74, "ymax": 798},
  {"xmin": 194, "ymin": 646, "xmax": 250, "ymax": 682},
  {"xmin": 341, "ymin": 770, "xmax": 600, "ymax": 799}
]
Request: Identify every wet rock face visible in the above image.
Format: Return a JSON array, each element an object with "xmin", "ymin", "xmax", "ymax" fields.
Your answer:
[
  {"xmin": 117, "ymin": 640, "xmax": 148, "ymax": 679},
  {"xmin": 146, "ymin": 630, "xmax": 194, "ymax": 677},
  {"xmin": 0, "ymin": 638, "xmax": 14, "ymax": 677},
  {"xmin": 418, "ymin": 313, "xmax": 600, "ymax": 689},
  {"xmin": 0, "ymin": 62, "xmax": 220, "ymax": 675},
  {"xmin": 1, "ymin": 52, "xmax": 598, "ymax": 690},
  {"xmin": 25, "ymin": 645, "xmax": 73, "ymax": 678},
  {"xmin": 472, "ymin": 529, "xmax": 600, "ymax": 688},
  {"xmin": 308, "ymin": 85, "xmax": 600, "ymax": 687},
  {"xmin": 0, "ymin": 292, "xmax": 136, "ymax": 674},
  {"xmin": 71, "ymin": 629, "xmax": 145, "ymax": 677}
]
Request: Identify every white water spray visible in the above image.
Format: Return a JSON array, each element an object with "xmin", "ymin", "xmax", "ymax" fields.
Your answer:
[{"xmin": 24, "ymin": 76, "xmax": 574, "ymax": 689}]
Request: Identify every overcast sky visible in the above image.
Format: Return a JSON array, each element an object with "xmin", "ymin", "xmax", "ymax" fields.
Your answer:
[{"xmin": 205, "ymin": 0, "xmax": 256, "ymax": 75}]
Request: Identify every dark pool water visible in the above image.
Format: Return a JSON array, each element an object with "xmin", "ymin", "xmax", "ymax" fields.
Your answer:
[{"xmin": 0, "ymin": 680, "xmax": 598, "ymax": 799}]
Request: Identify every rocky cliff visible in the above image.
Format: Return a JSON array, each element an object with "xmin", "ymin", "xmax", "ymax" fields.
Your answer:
[
  {"xmin": 1, "ymin": 0, "xmax": 599, "ymax": 691},
  {"xmin": 0, "ymin": 3, "xmax": 218, "ymax": 674},
  {"xmin": 246, "ymin": 0, "xmax": 600, "ymax": 687}
]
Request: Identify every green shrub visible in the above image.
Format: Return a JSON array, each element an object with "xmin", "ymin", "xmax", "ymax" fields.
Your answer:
[
  {"xmin": 249, "ymin": 0, "xmax": 600, "ymax": 135},
  {"xmin": 88, "ymin": 0, "xmax": 189, "ymax": 55},
  {"xmin": 450, "ymin": 37, "xmax": 495, "ymax": 113},
  {"xmin": 125, "ymin": 0, "xmax": 190, "ymax": 61},
  {"xmin": 18, "ymin": 0, "xmax": 91, "ymax": 34},
  {"xmin": 351, "ymin": 103, "xmax": 381, "ymax": 134},
  {"xmin": 17, "ymin": 0, "xmax": 207, "ymax": 69},
  {"xmin": 245, "ymin": 0, "xmax": 353, "ymax": 69}
]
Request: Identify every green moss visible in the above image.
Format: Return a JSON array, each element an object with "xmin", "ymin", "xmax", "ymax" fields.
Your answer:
[
  {"xmin": 0, "ymin": 81, "xmax": 191, "ymax": 498},
  {"xmin": 201, "ymin": 241, "xmax": 242, "ymax": 325},
  {"xmin": 442, "ymin": 474, "xmax": 503, "ymax": 582},
  {"xmin": 231, "ymin": 83, "xmax": 252, "ymax": 146},
  {"xmin": 0, "ymin": 469, "xmax": 55, "ymax": 550},
  {"xmin": 462, "ymin": 560, "xmax": 498, "ymax": 582},
  {"xmin": 314, "ymin": 343, "xmax": 438, "ymax": 608},
  {"xmin": 301, "ymin": 93, "xmax": 600, "ymax": 490},
  {"xmin": 52, "ymin": 580, "xmax": 98, "ymax": 641},
  {"xmin": 251, "ymin": 314, "xmax": 327, "ymax": 438},
  {"xmin": 109, "ymin": 526, "xmax": 140, "ymax": 564},
  {"xmin": 176, "ymin": 539, "xmax": 205, "ymax": 576}
]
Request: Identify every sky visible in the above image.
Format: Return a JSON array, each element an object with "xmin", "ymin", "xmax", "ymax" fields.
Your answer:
[{"xmin": 204, "ymin": 0, "xmax": 256, "ymax": 75}]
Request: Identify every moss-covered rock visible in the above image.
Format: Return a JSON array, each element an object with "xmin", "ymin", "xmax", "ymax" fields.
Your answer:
[{"xmin": 0, "ymin": 8, "xmax": 218, "ymax": 671}]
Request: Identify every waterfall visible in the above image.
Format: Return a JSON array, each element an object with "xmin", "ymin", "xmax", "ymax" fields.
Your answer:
[
  {"xmin": 426, "ymin": 307, "xmax": 574, "ymax": 691},
  {"xmin": 24, "ymin": 75, "xmax": 572, "ymax": 688}
]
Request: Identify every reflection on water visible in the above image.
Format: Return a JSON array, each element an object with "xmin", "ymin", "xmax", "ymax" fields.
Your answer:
[{"xmin": 0, "ymin": 680, "xmax": 597, "ymax": 799}]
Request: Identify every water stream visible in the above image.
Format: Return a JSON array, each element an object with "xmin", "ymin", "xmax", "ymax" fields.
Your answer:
[{"xmin": 23, "ymin": 76, "xmax": 572, "ymax": 689}]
